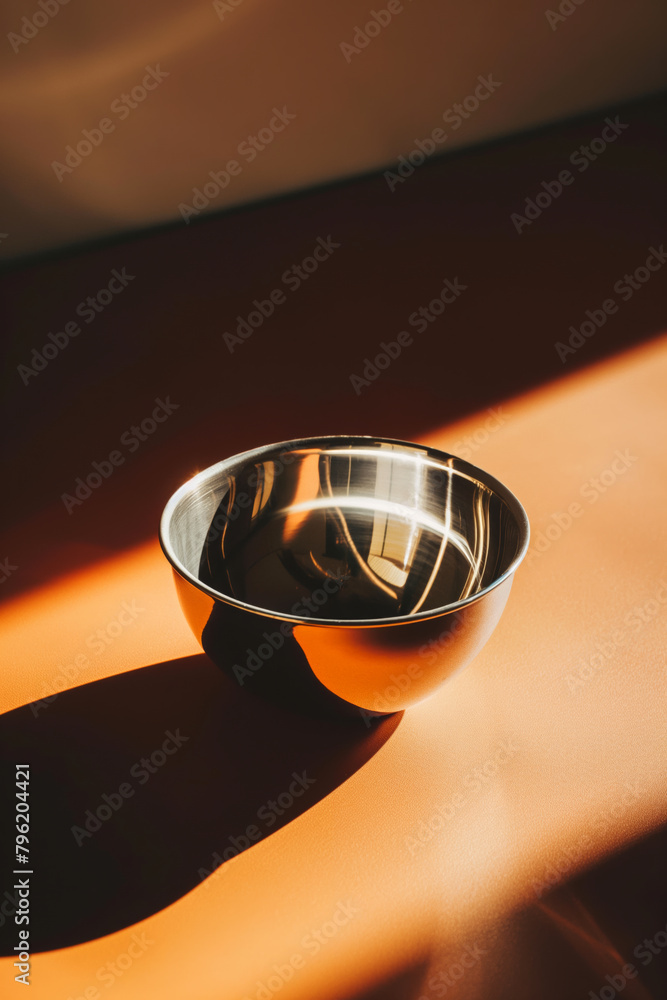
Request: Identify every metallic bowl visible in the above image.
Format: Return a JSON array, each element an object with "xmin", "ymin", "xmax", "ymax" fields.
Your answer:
[{"xmin": 159, "ymin": 435, "xmax": 529, "ymax": 720}]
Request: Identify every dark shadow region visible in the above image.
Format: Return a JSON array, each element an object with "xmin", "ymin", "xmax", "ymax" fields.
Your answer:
[{"xmin": 0, "ymin": 654, "xmax": 400, "ymax": 954}]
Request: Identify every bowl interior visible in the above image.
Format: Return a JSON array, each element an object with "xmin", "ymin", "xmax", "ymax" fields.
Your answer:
[{"xmin": 164, "ymin": 439, "xmax": 526, "ymax": 622}]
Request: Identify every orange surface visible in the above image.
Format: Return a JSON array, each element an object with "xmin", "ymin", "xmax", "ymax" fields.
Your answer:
[{"xmin": 2, "ymin": 336, "xmax": 666, "ymax": 998}]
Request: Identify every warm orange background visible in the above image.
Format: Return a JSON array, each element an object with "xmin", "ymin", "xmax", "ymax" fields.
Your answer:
[
  {"xmin": 1, "ymin": 338, "xmax": 667, "ymax": 998},
  {"xmin": 1, "ymin": 72, "xmax": 666, "ymax": 998},
  {"xmin": 0, "ymin": 0, "xmax": 666, "ymax": 256}
]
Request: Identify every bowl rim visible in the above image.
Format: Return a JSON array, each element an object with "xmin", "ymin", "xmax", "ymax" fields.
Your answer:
[{"xmin": 159, "ymin": 434, "xmax": 530, "ymax": 628}]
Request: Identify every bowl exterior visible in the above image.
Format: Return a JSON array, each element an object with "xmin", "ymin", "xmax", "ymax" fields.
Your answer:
[{"xmin": 172, "ymin": 567, "xmax": 513, "ymax": 718}]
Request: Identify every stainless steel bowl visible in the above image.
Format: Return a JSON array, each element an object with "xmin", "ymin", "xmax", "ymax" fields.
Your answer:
[{"xmin": 160, "ymin": 436, "xmax": 529, "ymax": 719}]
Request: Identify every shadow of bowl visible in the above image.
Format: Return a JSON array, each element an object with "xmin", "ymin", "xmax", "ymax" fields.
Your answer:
[{"xmin": 0, "ymin": 654, "xmax": 401, "ymax": 953}]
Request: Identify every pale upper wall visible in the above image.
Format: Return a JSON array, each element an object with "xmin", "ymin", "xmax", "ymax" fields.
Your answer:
[{"xmin": 0, "ymin": 0, "xmax": 665, "ymax": 257}]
